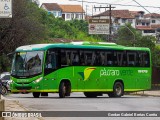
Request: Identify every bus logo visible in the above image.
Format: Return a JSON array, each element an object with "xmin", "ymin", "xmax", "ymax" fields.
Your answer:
[{"xmin": 79, "ymin": 67, "xmax": 96, "ymax": 81}]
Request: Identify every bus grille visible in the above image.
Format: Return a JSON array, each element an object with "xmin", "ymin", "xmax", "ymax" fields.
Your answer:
[{"xmin": 15, "ymin": 86, "xmax": 32, "ymax": 90}]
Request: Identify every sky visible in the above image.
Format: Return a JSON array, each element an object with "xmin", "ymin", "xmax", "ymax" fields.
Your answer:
[{"xmin": 39, "ymin": 0, "xmax": 160, "ymax": 15}]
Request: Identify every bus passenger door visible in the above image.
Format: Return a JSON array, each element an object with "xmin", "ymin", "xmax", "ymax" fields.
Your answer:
[{"xmin": 43, "ymin": 50, "xmax": 58, "ymax": 91}]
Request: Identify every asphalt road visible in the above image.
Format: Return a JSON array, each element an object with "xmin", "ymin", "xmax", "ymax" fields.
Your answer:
[{"xmin": 5, "ymin": 93, "xmax": 160, "ymax": 120}]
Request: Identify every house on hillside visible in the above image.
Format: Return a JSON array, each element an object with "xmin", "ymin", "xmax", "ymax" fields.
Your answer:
[
  {"xmin": 92, "ymin": 10, "xmax": 137, "ymax": 29},
  {"xmin": 136, "ymin": 13, "xmax": 160, "ymax": 41},
  {"xmin": 59, "ymin": 5, "xmax": 85, "ymax": 21},
  {"xmin": 93, "ymin": 10, "xmax": 160, "ymax": 41},
  {"xmin": 41, "ymin": 3, "xmax": 62, "ymax": 18},
  {"xmin": 41, "ymin": 3, "xmax": 85, "ymax": 21}
]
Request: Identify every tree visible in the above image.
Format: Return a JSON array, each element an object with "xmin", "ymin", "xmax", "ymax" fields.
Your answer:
[
  {"xmin": 116, "ymin": 23, "xmax": 142, "ymax": 46},
  {"xmin": 0, "ymin": 0, "xmax": 47, "ymax": 53},
  {"xmin": 135, "ymin": 35, "xmax": 156, "ymax": 50},
  {"xmin": 0, "ymin": 0, "xmax": 47, "ymax": 72}
]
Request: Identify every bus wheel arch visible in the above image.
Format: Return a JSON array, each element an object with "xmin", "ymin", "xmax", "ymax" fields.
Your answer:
[
  {"xmin": 59, "ymin": 79, "xmax": 71, "ymax": 98},
  {"xmin": 108, "ymin": 80, "xmax": 124, "ymax": 98}
]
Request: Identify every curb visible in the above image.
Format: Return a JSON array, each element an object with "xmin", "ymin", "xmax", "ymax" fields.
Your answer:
[
  {"xmin": 1, "ymin": 95, "xmax": 44, "ymax": 120},
  {"xmin": 129, "ymin": 91, "xmax": 160, "ymax": 97}
]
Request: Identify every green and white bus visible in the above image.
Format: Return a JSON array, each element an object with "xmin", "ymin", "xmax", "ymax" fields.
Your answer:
[{"xmin": 10, "ymin": 42, "xmax": 152, "ymax": 98}]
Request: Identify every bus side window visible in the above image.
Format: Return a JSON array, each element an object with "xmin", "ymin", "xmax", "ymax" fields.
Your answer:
[
  {"xmin": 95, "ymin": 52, "xmax": 101, "ymax": 66},
  {"xmin": 127, "ymin": 51, "xmax": 137, "ymax": 67},
  {"xmin": 61, "ymin": 50, "xmax": 67, "ymax": 67},
  {"xmin": 72, "ymin": 54, "xmax": 79, "ymax": 65},
  {"xmin": 106, "ymin": 51, "xmax": 113, "ymax": 66},
  {"xmin": 85, "ymin": 52, "xmax": 93, "ymax": 65},
  {"xmin": 44, "ymin": 50, "xmax": 57, "ymax": 75},
  {"xmin": 100, "ymin": 52, "xmax": 105, "ymax": 65},
  {"xmin": 66, "ymin": 51, "xmax": 71, "ymax": 65},
  {"xmin": 139, "ymin": 52, "xmax": 150, "ymax": 67},
  {"xmin": 80, "ymin": 52, "xmax": 85, "ymax": 65},
  {"xmin": 144, "ymin": 52, "xmax": 150, "ymax": 67},
  {"xmin": 116, "ymin": 51, "xmax": 124, "ymax": 66}
]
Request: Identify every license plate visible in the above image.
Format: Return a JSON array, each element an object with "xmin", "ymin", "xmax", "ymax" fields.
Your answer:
[{"xmin": 20, "ymin": 90, "xmax": 26, "ymax": 93}]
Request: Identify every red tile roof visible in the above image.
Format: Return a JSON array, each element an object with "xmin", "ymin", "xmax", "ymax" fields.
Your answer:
[
  {"xmin": 136, "ymin": 26, "xmax": 153, "ymax": 30},
  {"xmin": 129, "ymin": 11, "xmax": 145, "ymax": 17},
  {"xmin": 136, "ymin": 24, "xmax": 160, "ymax": 30},
  {"xmin": 59, "ymin": 5, "xmax": 85, "ymax": 13},
  {"xmin": 41, "ymin": 3, "xmax": 61, "ymax": 11},
  {"xmin": 151, "ymin": 24, "xmax": 160, "ymax": 29},
  {"xmin": 144, "ymin": 13, "xmax": 160, "ymax": 18},
  {"xmin": 93, "ymin": 10, "xmax": 134, "ymax": 19}
]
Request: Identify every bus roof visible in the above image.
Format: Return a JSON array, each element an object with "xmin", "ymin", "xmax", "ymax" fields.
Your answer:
[{"xmin": 16, "ymin": 42, "xmax": 150, "ymax": 52}]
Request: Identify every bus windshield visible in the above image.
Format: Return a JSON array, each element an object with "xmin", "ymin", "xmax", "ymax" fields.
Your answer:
[{"xmin": 11, "ymin": 51, "xmax": 44, "ymax": 77}]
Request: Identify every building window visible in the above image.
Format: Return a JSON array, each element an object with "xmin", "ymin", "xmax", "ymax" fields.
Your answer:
[
  {"xmin": 142, "ymin": 22, "xmax": 145, "ymax": 25},
  {"xmin": 146, "ymin": 23, "xmax": 150, "ymax": 26},
  {"xmin": 152, "ymin": 20, "xmax": 156, "ymax": 23},
  {"xmin": 48, "ymin": 11, "xmax": 51, "ymax": 15},
  {"xmin": 122, "ymin": 19, "xmax": 126, "ymax": 23},
  {"xmin": 75, "ymin": 14, "xmax": 79, "ymax": 19},
  {"xmin": 53, "ymin": 11, "xmax": 57, "ymax": 17},
  {"xmin": 128, "ymin": 19, "xmax": 133, "ymax": 23},
  {"xmin": 66, "ymin": 14, "xmax": 70, "ymax": 19},
  {"xmin": 79, "ymin": 14, "xmax": 82, "ymax": 19},
  {"xmin": 144, "ymin": 30, "xmax": 155, "ymax": 33},
  {"xmin": 58, "ymin": 12, "xmax": 62, "ymax": 17},
  {"xmin": 71, "ymin": 13, "xmax": 74, "ymax": 19}
]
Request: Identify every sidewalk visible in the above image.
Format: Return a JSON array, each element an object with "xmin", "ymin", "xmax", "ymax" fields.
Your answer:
[
  {"xmin": 129, "ymin": 90, "xmax": 160, "ymax": 97},
  {"xmin": 1, "ymin": 96, "xmax": 43, "ymax": 120}
]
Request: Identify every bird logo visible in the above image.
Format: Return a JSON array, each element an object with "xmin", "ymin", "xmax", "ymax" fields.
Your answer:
[{"xmin": 78, "ymin": 67, "xmax": 96, "ymax": 81}]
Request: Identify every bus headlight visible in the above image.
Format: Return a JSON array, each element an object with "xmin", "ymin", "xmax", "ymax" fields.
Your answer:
[{"xmin": 34, "ymin": 77, "xmax": 43, "ymax": 83}]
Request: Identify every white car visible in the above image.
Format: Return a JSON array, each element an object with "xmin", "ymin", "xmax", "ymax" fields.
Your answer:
[{"xmin": 0, "ymin": 72, "xmax": 11, "ymax": 91}]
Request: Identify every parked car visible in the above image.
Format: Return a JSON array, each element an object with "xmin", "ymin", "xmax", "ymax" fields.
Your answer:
[{"xmin": 0, "ymin": 72, "xmax": 11, "ymax": 92}]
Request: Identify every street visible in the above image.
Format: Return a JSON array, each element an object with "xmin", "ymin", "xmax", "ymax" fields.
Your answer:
[{"xmin": 4, "ymin": 92, "xmax": 160, "ymax": 120}]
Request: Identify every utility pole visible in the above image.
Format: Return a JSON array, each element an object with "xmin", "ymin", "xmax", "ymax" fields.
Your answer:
[
  {"xmin": 82, "ymin": 0, "xmax": 83, "ymax": 20},
  {"xmin": 92, "ymin": 5, "xmax": 93, "ymax": 16},
  {"xmin": 86, "ymin": 5, "xmax": 89, "ymax": 16},
  {"xmin": 94, "ymin": 5, "xmax": 115, "ymax": 41}
]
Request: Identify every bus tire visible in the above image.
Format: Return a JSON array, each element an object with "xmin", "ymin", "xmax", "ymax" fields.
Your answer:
[
  {"xmin": 110, "ymin": 82, "xmax": 124, "ymax": 97},
  {"xmin": 84, "ymin": 92, "xmax": 98, "ymax": 98},
  {"xmin": 1, "ymin": 86, "xmax": 8, "ymax": 95},
  {"xmin": 108, "ymin": 93, "xmax": 114, "ymax": 97},
  {"xmin": 33, "ymin": 92, "xmax": 40, "ymax": 98},
  {"xmin": 59, "ymin": 81, "xmax": 66, "ymax": 98}
]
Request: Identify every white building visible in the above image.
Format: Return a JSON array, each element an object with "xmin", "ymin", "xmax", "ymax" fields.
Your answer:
[
  {"xmin": 41, "ymin": 3, "xmax": 85, "ymax": 21},
  {"xmin": 93, "ymin": 10, "xmax": 160, "ymax": 40},
  {"xmin": 136, "ymin": 13, "xmax": 160, "ymax": 38}
]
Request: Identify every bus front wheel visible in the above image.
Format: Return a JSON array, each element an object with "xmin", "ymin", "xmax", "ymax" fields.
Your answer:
[
  {"xmin": 59, "ymin": 82, "xmax": 66, "ymax": 98},
  {"xmin": 108, "ymin": 82, "xmax": 124, "ymax": 98},
  {"xmin": 33, "ymin": 92, "xmax": 40, "ymax": 98}
]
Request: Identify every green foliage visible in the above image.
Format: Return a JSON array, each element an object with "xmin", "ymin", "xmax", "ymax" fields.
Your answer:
[
  {"xmin": 116, "ymin": 23, "xmax": 160, "ymax": 67},
  {"xmin": 0, "ymin": 54, "xmax": 10, "ymax": 72},
  {"xmin": 0, "ymin": 0, "xmax": 47, "ymax": 72},
  {"xmin": 135, "ymin": 36, "xmax": 156, "ymax": 50},
  {"xmin": 116, "ymin": 24, "xmax": 142, "ymax": 46}
]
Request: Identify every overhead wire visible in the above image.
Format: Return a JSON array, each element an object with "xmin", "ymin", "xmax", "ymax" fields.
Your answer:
[{"xmin": 69, "ymin": 0, "xmax": 160, "ymax": 9}]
